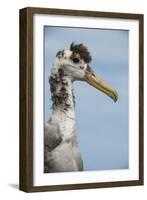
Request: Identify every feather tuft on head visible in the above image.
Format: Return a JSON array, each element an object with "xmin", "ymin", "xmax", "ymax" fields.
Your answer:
[{"xmin": 70, "ymin": 42, "xmax": 92, "ymax": 63}]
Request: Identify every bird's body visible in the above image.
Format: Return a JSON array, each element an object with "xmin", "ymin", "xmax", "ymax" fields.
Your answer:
[
  {"xmin": 44, "ymin": 43, "xmax": 118, "ymax": 173},
  {"xmin": 44, "ymin": 75, "xmax": 83, "ymax": 172}
]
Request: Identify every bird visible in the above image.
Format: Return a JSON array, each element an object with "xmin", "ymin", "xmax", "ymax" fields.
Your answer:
[{"xmin": 44, "ymin": 43, "xmax": 118, "ymax": 173}]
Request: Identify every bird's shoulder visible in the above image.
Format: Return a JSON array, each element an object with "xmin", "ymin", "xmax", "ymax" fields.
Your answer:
[{"xmin": 44, "ymin": 120, "xmax": 62, "ymax": 152}]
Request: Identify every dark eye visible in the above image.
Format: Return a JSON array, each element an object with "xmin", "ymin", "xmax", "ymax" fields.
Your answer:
[{"xmin": 73, "ymin": 58, "xmax": 80, "ymax": 63}]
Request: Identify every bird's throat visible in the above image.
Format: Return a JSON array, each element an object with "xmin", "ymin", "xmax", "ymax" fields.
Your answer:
[
  {"xmin": 49, "ymin": 74, "xmax": 76, "ymax": 138},
  {"xmin": 50, "ymin": 74, "xmax": 75, "ymax": 111}
]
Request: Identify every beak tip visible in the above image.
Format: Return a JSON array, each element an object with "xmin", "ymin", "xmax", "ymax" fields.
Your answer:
[{"xmin": 113, "ymin": 91, "xmax": 118, "ymax": 103}]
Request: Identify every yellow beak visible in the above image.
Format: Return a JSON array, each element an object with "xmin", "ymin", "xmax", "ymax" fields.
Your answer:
[{"xmin": 85, "ymin": 70, "xmax": 118, "ymax": 102}]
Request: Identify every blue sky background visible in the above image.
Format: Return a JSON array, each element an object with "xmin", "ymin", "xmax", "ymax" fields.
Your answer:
[{"xmin": 44, "ymin": 26, "xmax": 129, "ymax": 171}]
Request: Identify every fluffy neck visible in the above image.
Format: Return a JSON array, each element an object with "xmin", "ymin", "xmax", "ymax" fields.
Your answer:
[
  {"xmin": 50, "ymin": 71, "xmax": 75, "ymax": 112},
  {"xmin": 49, "ymin": 69, "xmax": 76, "ymax": 138}
]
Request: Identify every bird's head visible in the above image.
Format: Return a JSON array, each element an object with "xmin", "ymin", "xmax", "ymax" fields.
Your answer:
[{"xmin": 52, "ymin": 43, "xmax": 118, "ymax": 102}]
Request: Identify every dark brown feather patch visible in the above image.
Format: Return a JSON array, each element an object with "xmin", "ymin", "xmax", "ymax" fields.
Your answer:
[{"xmin": 70, "ymin": 43, "xmax": 92, "ymax": 63}]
